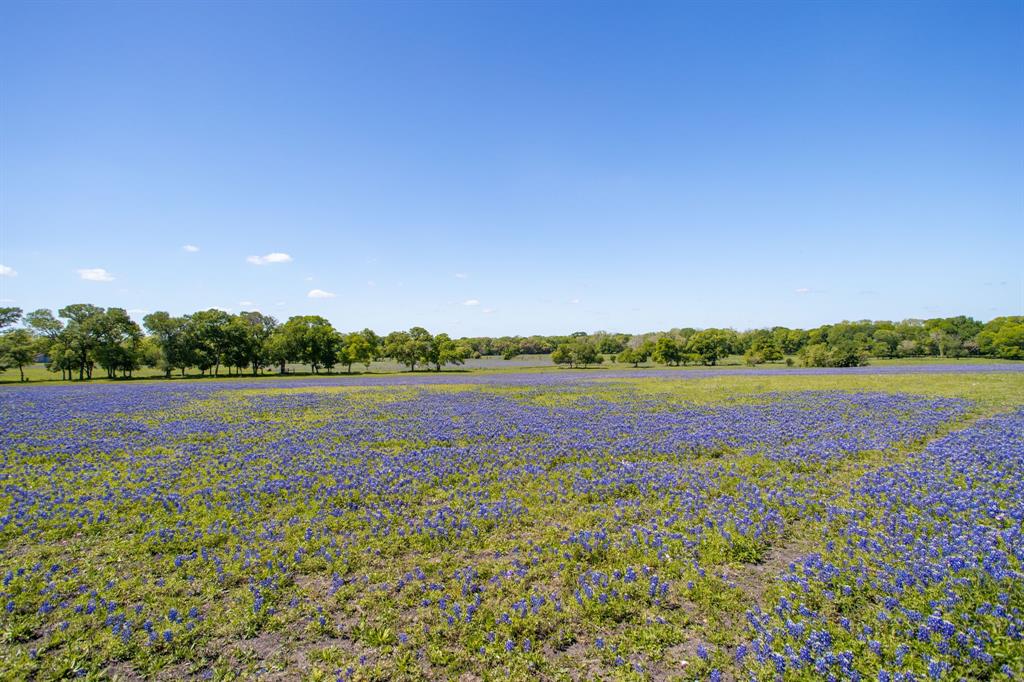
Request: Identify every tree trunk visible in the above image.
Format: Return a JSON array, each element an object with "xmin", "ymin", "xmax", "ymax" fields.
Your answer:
[{"xmin": 19, "ymin": 365, "xmax": 24, "ymax": 382}]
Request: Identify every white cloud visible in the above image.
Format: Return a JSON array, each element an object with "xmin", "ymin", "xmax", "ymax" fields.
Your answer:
[
  {"xmin": 77, "ymin": 268, "xmax": 115, "ymax": 282},
  {"xmin": 307, "ymin": 289, "xmax": 336, "ymax": 299},
  {"xmin": 367, "ymin": 280, "xmax": 377, "ymax": 288},
  {"xmin": 463, "ymin": 299, "xmax": 480, "ymax": 306},
  {"xmin": 0, "ymin": 298, "xmax": 15, "ymax": 303},
  {"xmin": 239, "ymin": 300, "xmax": 255, "ymax": 306},
  {"xmin": 795, "ymin": 287, "xmax": 812, "ymax": 294},
  {"xmin": 182, "ymin": 244, "xmax": 200, "ymax": 253},
  {"xmin": 568, "ymin": 298, "xmax": 580, "ymax": 304},
  {"xmin": 482, "ymin": 308, "xmax": 496, "ymax": 314},
  {"xmin": 246, "ymin": 252, "xmax": 293, "ymax": 265},
  {"xmin": 454, "ymin": 272, "xmax": 469, "ymax": 279},
  {"xmin": 127, "ymin": 308, "xmax": 149, "ymax": 315},
  {"xmin": 0, "ymin": 264, "xmax": 16, "ymax": 277},
  {"xmin": 304, "ymin": 276, "xmax": 313, "ymax": 281}
]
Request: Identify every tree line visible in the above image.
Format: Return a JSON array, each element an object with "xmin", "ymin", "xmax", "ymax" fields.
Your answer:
[
  {"xmin": 548, "ymin": 316, "xmax": 1024, "ymax": 368},
  {"xmin": 0, "ymin": 305, "xmax": 474, "ymax": 381},
  {"xmin": 0, "ymin": 305, "xmax": 1021, "ymax": 381}
]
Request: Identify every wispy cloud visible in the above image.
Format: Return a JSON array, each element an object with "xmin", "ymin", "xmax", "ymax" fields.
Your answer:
[
  {"xmin": 246, "ymin": 252, "xmax": 293, "ymax": 265},
  {"xmin": 568, "ymin": 298, "xmax": 580, "ymax": 304},
  {"xmin": 463, "ymin": 299, "xmax": 480, "ymax": 306},
  {"xmin": 78, "ymin": 268, "xmax": 115, "ymax": 282},
  {"xmin": 0, "ymin": 264, "xmax": 16, "ymax": 277},
  {"xmin": 182, "ymin": 244, "xmax": 200, "ymax": 253},
  {"xmin": 795, "ymin": 287, "xmax": 812, "ymax": 294},
  {"xmin": 482, "ymin": 308, "xmax": 496, "ymax": 314},
  {"xmin": 127, "ymin": 308, "xmax": 149, "ymax": 315},
  {"xmin": 454, "ymin": 272, "xmax": 469, "ymax": 279},
  {"xmin": 307, "ymin": 289, "xmax": 336, "ymax": 299},
  {"xmin": 239, "ymin": 300, "xmax": 255, "ymax": 306}
]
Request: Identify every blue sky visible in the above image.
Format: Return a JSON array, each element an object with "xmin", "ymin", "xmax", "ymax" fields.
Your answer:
[{"xmin": 1, "ymin": 1, "xmax": 1021, "ymax": 335}]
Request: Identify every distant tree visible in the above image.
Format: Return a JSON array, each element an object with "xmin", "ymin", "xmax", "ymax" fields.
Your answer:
[
  {"xmin": 237, "ymin": 312, "xmax": 279, "ymax": 375},
  {"xmin": 427, "ymin": 333, "xmax": 471, "ymax": 371},
  {"xmin": 551, "ymin": 339, "xmax": 602, "ymax": 368},
  {"xmin": 551, "ymin": 343, "xmax": 573, "ymax": 367},
  {"xmin": 977, "ymin": 317, "xmax": 1024, "ymax": 360},
  {"xmin": 340, "ymin": 332, "xmax": 373, "ymax": 373},
  {"xmin": 616, "ymin": 345, "xmax": 650, "ymax": 367},
  {"xmin": 144, "ymin": 312, "xmax": 192, "ymax": 377},
  {"xmin": 687, "ymin": 329, "xmax": 732, "ymax": 365},
  {"xmin": 359, "ymin": 328, "xmax": 382, "ymax": 360},
  {"xmin": 800, "ymin": 343, "xmax": 832, "ymax": 368},
  {"xmin": 264, "ymin": 330, "xmax": 291, "ymax": 374},
  {"xmin": 89, "ymin": 308, "xmax": 144, "ymax": 378},
  {"xmin": 25, "ymin": 309, "xmax": 67, "ymax": 378},
  {"xmin": 58, "ymin": 304, "xmax": 105, "ymax": 380},
  {"xmin": 750, "ymin": 336, "xmax": 783, "ymax": 362},
  {"xmin": 829, "ymin": 341, "xmax": 869, "ymax": 367},
  {"xmin": 743, "ymin": 349, "xmax": 764, "ymax": 366},
  {"xmin": 651, "ymin": 337, "xmax": 682, "ymax": 366},
  {"xmin": 0, "ymin": 329, "xmax": 37, "ymax": 381},
  {"xmin": 187, "ymin": 309, "xmax": 233, "ymax": 375},
  {"xmin": 277, "ymin": 315, "xmax": 340, "ymax": 373},
  {"xmin": 987, "ymin": 321, "xmax": 1024, "ymax": 360}
]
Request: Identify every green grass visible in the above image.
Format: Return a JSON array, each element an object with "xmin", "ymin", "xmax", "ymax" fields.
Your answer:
[{"xmin": 3, "ymin": 354, "xmax": 1020, "ymax": 387}]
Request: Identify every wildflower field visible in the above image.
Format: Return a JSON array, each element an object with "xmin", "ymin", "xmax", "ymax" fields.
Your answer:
[{"xmin": 1, "ymin": 368, "xmax": 1022, "ymax": 681}]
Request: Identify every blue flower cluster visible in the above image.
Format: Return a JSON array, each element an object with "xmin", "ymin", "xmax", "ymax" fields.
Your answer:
[{"xmin": 0, "ymin": 374, "xmax": 1013, "ymax": 680}]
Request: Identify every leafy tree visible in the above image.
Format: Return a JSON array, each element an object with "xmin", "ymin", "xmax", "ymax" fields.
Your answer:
[
  {"xmin": 750, "ymin": 336, "xmax": 783, "ymax": 362},
  {"xmin": 428, "ymin": 333, "xmax": 471, "ymax": 371},
  {"xmin": 277, "ymin": 316, "xmax": 340, "ymax": 373},
  {"xmin": 616, "ymin": 345, "xmax": 650, "ymax": 367},
  {"xmin": 829, "ymin": 341, "xmax": 869, "ymax": 367},
  {"xmin": 384, "ymin": 328, "xmax": 432, "ymax": 371},
  {"xmin": 144, "ymin": 312, "xmax": 192, "ymax": 377},
  {"xmin": 977, "ymin": 317, "xmax": 1024, "ymax": 359},
  {"xmin": 58, "ymin": 304, "xmax": 105, "ymax": 380},
  {"xmin": 234, "ymin": 312, "xmax": 279, "ymax": 375},
  {"xmin": 24, "ymin": 309, "xmax": 68, "ymax": 378},
  {"xmin": 187, "ymin": 309, "xmax": 233, "ymax": 375},
  {"xmin": 651, "ymin": 337, "xmax": 682, "ymax": 366},
  {"xmin": 340, "ymin": 332, "xmax": 373, "ymax": 373},
  {"xmin": 800, "ymin": 343, "xmax": 832, "ymax": 367},
  {"xmin": 550, "ymin": 340, "xmax": 602, "ymax": 368},
  {"xmin": 0, "ymin": 329, "xmax": 37, "ymax": 381},
  {"xmin": 91, "ymin": 308, "xmax": 144, "ymax": 378},
  {"xmin": 687, "ymin": 329, "xmax": 731, "ymax": 366}
]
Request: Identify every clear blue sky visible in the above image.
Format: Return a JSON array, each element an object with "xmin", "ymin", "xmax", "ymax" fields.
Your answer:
[{"xmin": 1, "ymin": 1, "xmax": 1021, "ymax": 335}]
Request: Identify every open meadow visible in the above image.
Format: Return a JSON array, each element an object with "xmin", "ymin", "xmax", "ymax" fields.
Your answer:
[{"xmin": 1, "ymin": 366, "xmax": 1022, "ymax": 681}]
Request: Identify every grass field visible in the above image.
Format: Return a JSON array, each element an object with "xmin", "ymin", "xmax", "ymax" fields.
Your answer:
[
  {"xmin": 3, "ymin": 355, "xmax": 1020, "ymax": 386},
  {"xmin": 0, "ymin": 368, "xmax": 1022, "ymax": 680}
]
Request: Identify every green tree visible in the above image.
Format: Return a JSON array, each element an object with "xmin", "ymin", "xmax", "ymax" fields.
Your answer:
[
  {"xmin": 24, "ymin": 309, "xmax": 67, "ymax": 378},
  {"xmin": 429, "ymin": 333, "xmax": 471, "ymax": 371},
  {"xmin": 187, "ymin": 309, "xmax": 233, "ymax": 375},
  {"xmin": 384, "ymin": 328, "xmax": 432, "ymax": 371},
  {"xmin": 58, "ymin": 304, "xmax": 105, "ymax": 380},
  {"xmin": 339, "ymin": 332, "xmax": 373, "ymax": 373},
  {"xmin": 144, "ymin": 312, "xmax": 192, "ymax": 377},
  {"xmin": 651, "ymin": 337, "xmax": 682, "ymax": 366},
  {"xmin": 687, "ymin": 329, "xmax": 731, "ymax": 366},
  {"xmin": 277, "ymin": 316, "xmax": 340, "ymax": 373},
  {"xmin": 0, "ymin": 329, "xmax": 37, "ymax": 381},
  {"xmin": 92, "ymin": 308, "xmax": 144, "ymax": 378}
]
